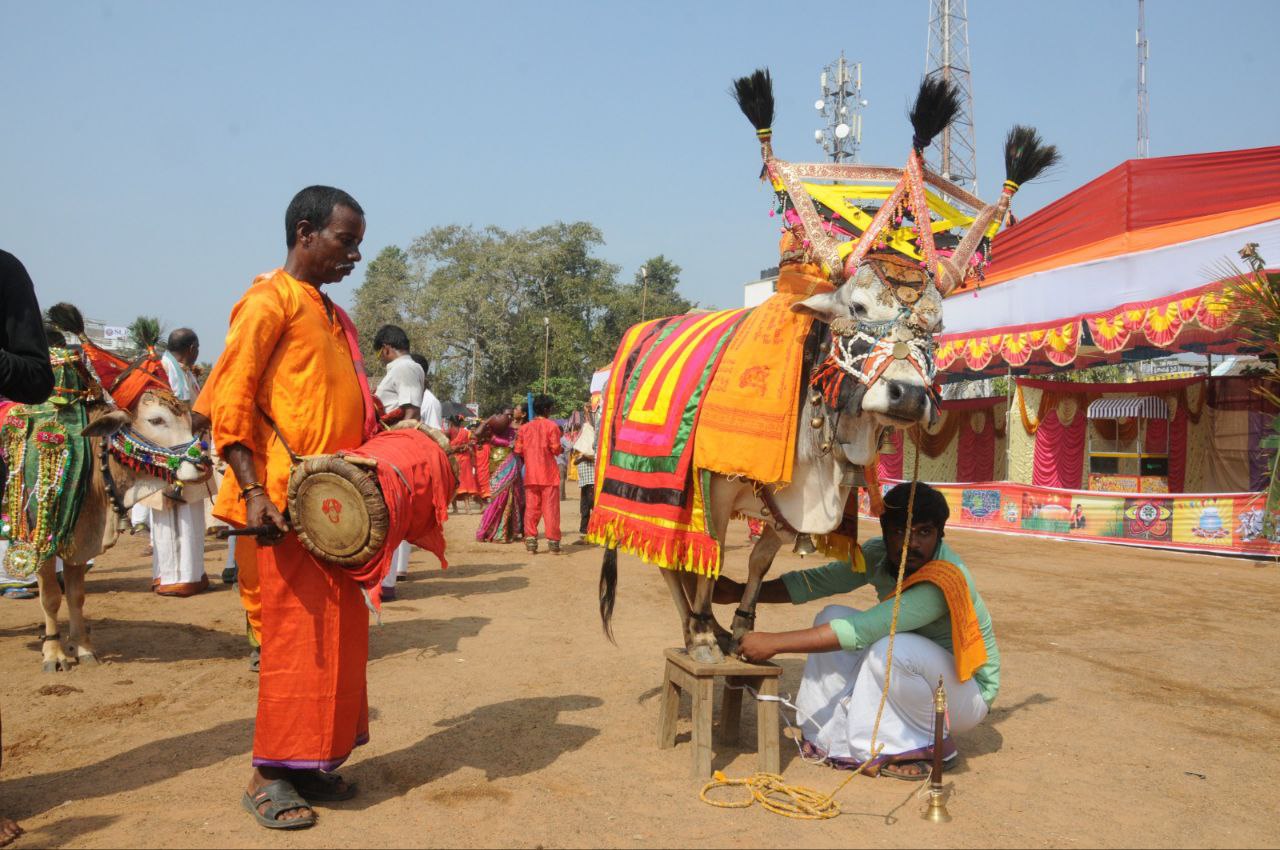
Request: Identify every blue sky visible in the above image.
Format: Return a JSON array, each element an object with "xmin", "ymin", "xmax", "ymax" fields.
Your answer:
[{"xmin": 3, "ymin": 1, "xmax": 1278, "ymax": 360}]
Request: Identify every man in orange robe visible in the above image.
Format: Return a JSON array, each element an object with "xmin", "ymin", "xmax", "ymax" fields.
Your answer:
[{"xmin": 196, "ymin": 185, "xmax": 374, "ymax": 830}]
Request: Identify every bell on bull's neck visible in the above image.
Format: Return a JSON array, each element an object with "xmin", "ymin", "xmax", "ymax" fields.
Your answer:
[{"xmin": 792, "ymin": 533, "xmax": 818, "ymax": 557}]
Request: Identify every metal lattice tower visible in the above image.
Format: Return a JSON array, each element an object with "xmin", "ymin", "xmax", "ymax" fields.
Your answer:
[
  {"xmin": 813, "ymin": 52, "xmax": 867, "ymax": 163},
  {"xmin": 924, "ymin": 0, "xmax": 978, "ymax": 192},
  {"xmin": 1137, "ymin": 0, "xmax": 1150, "ymax": 158}
]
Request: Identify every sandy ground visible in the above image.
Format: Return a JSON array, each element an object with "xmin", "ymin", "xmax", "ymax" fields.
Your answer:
[{"xmin": 1, "ymin": 491, "xmax": 1278, "ymax": 849}]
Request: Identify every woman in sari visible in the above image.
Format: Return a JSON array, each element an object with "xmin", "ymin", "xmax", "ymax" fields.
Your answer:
[{"xmin": 476, "ymin": 411, "xmax": 524, "ymax": 543}]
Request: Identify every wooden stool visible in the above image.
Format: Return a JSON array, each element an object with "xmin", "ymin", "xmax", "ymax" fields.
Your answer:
[{"xmin": 657, "ymin": 647, "xmax": 782, "ymax": 778}]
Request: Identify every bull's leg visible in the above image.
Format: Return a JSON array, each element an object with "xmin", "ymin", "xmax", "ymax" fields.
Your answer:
[
  {"xmin": 660, "ymin": 569, "xmax": 695, "ymax": 650},
  {"xmin": 678, "ymin": 570, "xmax": 732, "ymax": 652},
  {"xmin": 729, "ymin": 525, "xmax": 783, "ymax": 654},
  {"xmin": 688, "ymin": 575, "xmax": 724, "ymax": 665},
  {"xmin": 36, "ymin": 560, "xmax": 72, "ymax": 673},
  {"xmin": 63, "ymin": 562, "xmax": 97, "ymax": 664}
]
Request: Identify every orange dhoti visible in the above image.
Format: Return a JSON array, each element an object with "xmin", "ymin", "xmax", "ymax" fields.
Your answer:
[{"xmin": 252, "ymin": 533, "xmax": 370, "ymax": 770}]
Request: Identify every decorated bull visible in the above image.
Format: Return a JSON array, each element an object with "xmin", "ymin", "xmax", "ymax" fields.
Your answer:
[
  {"xmin": 0, "ymin": 304, "xmax": 211, "ymax": 671},
  {"xmin": 591, "ymin": 70, "xmax": 1058, "ymax": 663}
]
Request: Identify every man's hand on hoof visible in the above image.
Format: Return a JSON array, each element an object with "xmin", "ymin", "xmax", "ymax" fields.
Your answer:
[{"xmin": 737, "ymin": 631, "xmax": 776, "ymax": 663}]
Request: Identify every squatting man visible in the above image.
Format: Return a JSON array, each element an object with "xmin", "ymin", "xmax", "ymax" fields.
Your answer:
[{"xmin": 716, "ymin": 481, "xmax": 1000, "ymax": 779}]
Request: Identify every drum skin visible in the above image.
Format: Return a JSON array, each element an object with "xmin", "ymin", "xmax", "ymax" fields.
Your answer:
[{"xmin": 287, "ymin": 455, "xmax": 389, "ymax": 567}]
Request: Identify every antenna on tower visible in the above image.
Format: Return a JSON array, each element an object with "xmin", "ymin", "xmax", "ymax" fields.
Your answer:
[
  {"xmin": 813, "ymin": 51, "xmax": 867, "ymax": 163},
  {"xmin": 924, "ymin": 0, "xmax": 977, "ymax": 192},
  {"xmin": 1137, "ymin": 0, "xmax": 1150, "ymax": 158}
]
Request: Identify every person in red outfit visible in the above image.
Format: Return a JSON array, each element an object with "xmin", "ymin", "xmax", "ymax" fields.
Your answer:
[{"xmin": 514, "ymin": 395, "xmax": 563, "ymax": 554}]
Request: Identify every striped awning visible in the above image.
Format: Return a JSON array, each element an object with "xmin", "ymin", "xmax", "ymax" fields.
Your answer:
[{"xmin": 1086, "ymin": 396, "xmax": 1169, "ymax": 420}]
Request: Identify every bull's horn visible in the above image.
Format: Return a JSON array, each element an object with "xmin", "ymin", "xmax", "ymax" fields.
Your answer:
[{"xmin": 940, "ymin": 125, "xmax": 1061, "ymax": 295}]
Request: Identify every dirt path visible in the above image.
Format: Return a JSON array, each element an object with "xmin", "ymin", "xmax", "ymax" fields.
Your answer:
[{"xmin": 2, "ymin": 496, "xmax": 1278, "ymax": 848}]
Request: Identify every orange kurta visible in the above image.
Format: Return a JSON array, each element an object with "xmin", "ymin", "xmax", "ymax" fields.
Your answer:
[{"xmin": 196, "ymin": 268, "xmax": 371, "ymax": 770}]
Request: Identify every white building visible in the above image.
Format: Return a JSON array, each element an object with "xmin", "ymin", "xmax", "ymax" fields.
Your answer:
[{"xmin": 743, "ymin": 266, "xmax": 779, "ymax": 308}]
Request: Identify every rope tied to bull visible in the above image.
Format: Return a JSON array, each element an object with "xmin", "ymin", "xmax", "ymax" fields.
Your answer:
[{"xmin": 699, "ymin": 451, "xmax": 922, "ymax": 820}]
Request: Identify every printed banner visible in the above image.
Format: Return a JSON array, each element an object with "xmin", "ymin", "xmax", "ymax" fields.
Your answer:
[{"xmin": 861, "ymin": 481, "xmax": 1280, "ymax": 557}]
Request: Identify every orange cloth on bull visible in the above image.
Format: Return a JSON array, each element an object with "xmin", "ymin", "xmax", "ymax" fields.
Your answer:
[
  {"xmin": 194, "ymin": 269, "xmax": 369, "ymax": 527},
  {"xmin": 195, "ymin": 268, "xmax": 374, "ymax": 771},
  {"xmin": 892, "ymin": 559, "xmax": 989, "ymax": 682},
  {"xmin": 693, "ymin": 260, "xmax": 834, "ymax": 485},
  {"xmin": 80, "ymin": 340, "xmax": 170, "ymax": 410}
]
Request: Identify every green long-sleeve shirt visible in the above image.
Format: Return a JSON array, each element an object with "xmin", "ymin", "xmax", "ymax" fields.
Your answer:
[{"xmin": 781, "ymin": 537, "xmax": 1001, "ymax": 705}]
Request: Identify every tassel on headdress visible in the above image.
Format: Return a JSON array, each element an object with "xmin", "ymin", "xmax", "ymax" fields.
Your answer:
[{"xmin": 908, "ymin": 76, "xmax": 962, "ymax": 152}]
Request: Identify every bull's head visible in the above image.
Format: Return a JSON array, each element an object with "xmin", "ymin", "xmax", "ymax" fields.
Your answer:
[
  {"xmin": 83, "ymin": 389, "xmax": 213, "ymax": 507},
  {"xmin": 792, "ymin": 256, "xmax": 940, "ymax": 467}
]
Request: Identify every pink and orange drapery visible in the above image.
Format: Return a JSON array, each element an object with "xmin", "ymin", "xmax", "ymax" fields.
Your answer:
[{"xmin": 935, "ymin": 145, "xmax": 1280, "ymax": 376}]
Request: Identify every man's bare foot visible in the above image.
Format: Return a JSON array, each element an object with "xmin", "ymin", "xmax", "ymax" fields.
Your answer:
[
  {"xmin": 246, "ymin": 768, "xmax": 313, "ymax": 823},
  {"xmin": 0, "ymin": 816, "xmax": 24, "ymax": 847},
  {"xmin": 880, "ymin": 760, "xmax": 931, "ymax": 781}
]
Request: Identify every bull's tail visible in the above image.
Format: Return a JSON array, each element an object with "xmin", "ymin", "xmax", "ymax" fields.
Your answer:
[{"xmin": 599, "ymin": 546, "xmax": 618, "ymax": 645}]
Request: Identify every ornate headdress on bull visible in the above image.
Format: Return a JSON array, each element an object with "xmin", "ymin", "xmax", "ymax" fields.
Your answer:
[{"xmin": 730, "ymin": 68, "xmax": 1058, "ymax": 480}]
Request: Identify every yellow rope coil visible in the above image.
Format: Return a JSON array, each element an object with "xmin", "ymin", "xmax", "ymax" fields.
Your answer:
[{"xmin": 700, "ymin": 454, "xmax": 921, "ymax": 820}]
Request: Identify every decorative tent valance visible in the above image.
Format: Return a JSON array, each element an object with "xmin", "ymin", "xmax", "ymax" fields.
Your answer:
[{"xmin": 1086, "ymin": 396, "xmax": 1169, "ymax": 420}]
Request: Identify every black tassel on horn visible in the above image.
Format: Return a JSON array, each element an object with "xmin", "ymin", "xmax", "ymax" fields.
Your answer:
[
  {"xmin": 1004, "ymin": 125, "xmax": 1061, "ymax": 187},
  {"xmin": 46, "ymin": 302, "xmax": 85, "ymax": 336},
  {"xmin": 730, "ymin": 68, "xmax": 775, "ymax": 132},
  {"xmin": 908, "ymin": 76, "xmax": 961, "ymax": 151}
]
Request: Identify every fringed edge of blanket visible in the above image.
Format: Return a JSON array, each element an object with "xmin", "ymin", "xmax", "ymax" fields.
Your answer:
[{"xmin": 585, "ymin": 511, "xmax": 721, "ymax": 578}]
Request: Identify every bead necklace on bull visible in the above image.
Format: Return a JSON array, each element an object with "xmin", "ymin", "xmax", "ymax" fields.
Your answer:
[{"xmin": 730, "ymin": 69, "xmax": 1059, "ymax": 538}]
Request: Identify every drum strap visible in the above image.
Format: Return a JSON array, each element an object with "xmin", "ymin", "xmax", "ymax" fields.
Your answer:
[{"xmin": 259, "ymin": 408, "xmax": 303, "ymax": 464}]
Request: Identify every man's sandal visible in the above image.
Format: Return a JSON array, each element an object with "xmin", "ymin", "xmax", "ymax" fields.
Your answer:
[
  {"xmin": 880, "ymin": 760, "xmax": 932, "ymax": 781},
  {"xmin": 241, "ymin": 779, "xmax": 316, "ymax": 829},
  {"xmin": 290, "ymin": 769, "xmax": 357, "ymax": 802}
]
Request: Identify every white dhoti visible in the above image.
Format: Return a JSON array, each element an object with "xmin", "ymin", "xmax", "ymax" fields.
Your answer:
[
  {"xmin": 380, "ymin": 541, "xmax": 412, "ymax": 592},
  {"xmin": 150, "ymin": 500, "xmax": 207, "ymax": 595},
  {"xmin": 130, "ymin": 502, "xmax": 150, "ymax": 527},
  {"xmin": 795, "ymin": 605, "xmax": 989, "ymax": 764}
]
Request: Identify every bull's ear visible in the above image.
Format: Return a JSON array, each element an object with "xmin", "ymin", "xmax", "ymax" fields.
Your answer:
[
  {"xmin": 190, "ymin": 410, "xmax": 211, "ymax": 434},
  {"xmin": 81, "ymin": 409, "xmax": 131, "ymax": 439},
  {"xmin": 790, "ymin": 290, "xmax": 849, "ymax": 324}
]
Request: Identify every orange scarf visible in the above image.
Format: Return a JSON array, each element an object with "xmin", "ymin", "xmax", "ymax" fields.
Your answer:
[{"xmin": 892, "ymin": 559, "xmax": 987, "ymax": 682}]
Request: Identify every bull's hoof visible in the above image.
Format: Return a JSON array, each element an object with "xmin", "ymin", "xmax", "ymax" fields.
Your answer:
[
  {"xmin": 690, "ymin": 642, "xmax": 725, "ymax": 664},
  {"xmin": 76, "ymin": 652, "xmax": 99, "ymax": 666},
  {"xmin": 42, "ymin": 661, "xmax": 57, "ymax": 674},
  {"xmin": 41, "ymin": 658, "xmax": 73, "ymax": 673}
]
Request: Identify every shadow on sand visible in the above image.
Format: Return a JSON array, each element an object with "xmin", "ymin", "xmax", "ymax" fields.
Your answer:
[
  {"xmin": 343, "ymin": 694, "xmax": 604, "ymax": 807},
  {"xmin": 368, "ymin": 615, "xmax": 491, "ymax": 661},
  {"xmin": 0, "ymin": 718, "xmax": 254, "ymax": 820}
]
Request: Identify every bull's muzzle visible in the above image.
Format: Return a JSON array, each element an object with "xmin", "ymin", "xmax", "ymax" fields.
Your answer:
[{"xmin": 882, "ymin": 379, "xmax": 930, "ymax": 423}]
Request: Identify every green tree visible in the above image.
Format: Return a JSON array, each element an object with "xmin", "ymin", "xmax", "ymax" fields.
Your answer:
[
  {"xmin": 597, "ymin": 255, "xmax": 695, "ymax": 353},
  {"xmin": 350, "ymin": 226, "xmax": 700, "ymax": 417},
  {"xmin": 527, "ymin": 375, "xmax": 590, "ymax": 419},
  {"xmin": 127, "ymin": 315, "xmax": 163, "ymax": 356}
]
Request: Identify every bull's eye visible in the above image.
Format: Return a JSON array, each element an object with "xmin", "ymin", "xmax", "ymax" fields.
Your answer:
[
  {"xmin": 148, "ymin": 417, "xmax": 164, "ymax": 426},
  {"xmin": 851, "ymin": 302, "xmax": 868, "ymax": 318}
]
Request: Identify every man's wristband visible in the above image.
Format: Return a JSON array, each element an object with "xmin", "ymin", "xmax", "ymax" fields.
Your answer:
[{"xmin": 239, "ymin": 482, "xmax": 266, "ymax": 501}]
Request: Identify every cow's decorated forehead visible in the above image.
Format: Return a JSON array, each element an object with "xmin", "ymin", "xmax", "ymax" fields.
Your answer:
[{"xmin": 866, "ymin": 255, "xmax": 929, "ymax": 305}]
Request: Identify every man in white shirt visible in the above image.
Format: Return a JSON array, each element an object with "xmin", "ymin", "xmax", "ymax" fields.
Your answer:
[
  {"xmin": 410, "ymin": 352, "xmax": 443, "ymax": 430},
  {"xmin": 373, "ymin": 325, "xmax": 426, "ymax": 599},
  {"xmin": 150, "ymin": 328, "xmax": 208, "ymax": 596}
]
